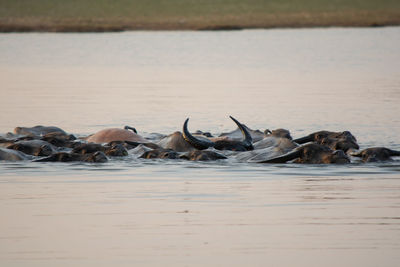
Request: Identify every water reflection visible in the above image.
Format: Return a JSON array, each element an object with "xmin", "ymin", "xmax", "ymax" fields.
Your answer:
[{"xmin": 1, "ymin": 28, "xmax": 400, "ymax": 267}]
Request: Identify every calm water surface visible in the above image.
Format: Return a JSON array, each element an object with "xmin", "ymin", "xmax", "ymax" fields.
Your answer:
[{"xmin": 0, "ymin": 28, "xmax": 400, "ymax": 267}]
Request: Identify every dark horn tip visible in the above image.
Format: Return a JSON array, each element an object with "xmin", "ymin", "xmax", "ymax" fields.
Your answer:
[{"xmin": 229, "ymin": 115, "xmax": 253, "ymax": 149}]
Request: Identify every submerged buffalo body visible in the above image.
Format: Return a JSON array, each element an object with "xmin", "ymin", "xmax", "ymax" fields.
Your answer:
[
  {"xmin": 351, "ymin": 147, "xmax": 400, "ymax": 162},
  {"xmin": 72, "ymin": 143, "xmax": 128, "ymax": 157},
  {"xmin": 86, "ymin": 128, "xmax": 148, "ymax": 144},
  {"xmin": 235, "ymin": 136, "xmax": 297, "ymax": 162},
  {"xmin": 14, "ymin": 126, "xmax": 67, "ymax": 136},
  {"xmin": 1, "ymin": 121, "xmax": 398, "ymax": 164},
  {"xmin": 7, "ymin": 140, "xmax": 58, "ymax": 156},
  {"xmin": 157, "ymin": 131, "xmax": 195, "ymax": 152},
  {"xmin": 258, "ymin": 143, "xmax": 350, "ymax": 164},
  {"xmin": 34, "ymin": 151, "xmax": 108, "ymax": 163},
  {"xmin": 294, "ymin": 130, "xmax": 359, "ymax": 152},
  {"xmin": 0, "ymin": 147, "xmax": 31, "ymax": 161}
]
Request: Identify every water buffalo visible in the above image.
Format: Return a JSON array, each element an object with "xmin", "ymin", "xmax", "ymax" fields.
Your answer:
[
  {"xmin": 34, "ymin": 151, "xmax": 108, "ymax": 163},
  {"xmin": 86, "ymin": 126, "xmax": 148, "ymax": 144},
  {"xmin": 235, "ymin": 137, "xmax": 297, "ymax": 162},
  {"xmin": 0, "ymin": 136, "xmax": 16, "ymax": 148},
  {"xmin": 104, "ymin": 131, "xmax": 193, "ymax": 153},
  {"xmin": 7, "ymin": 140, "xmax": 58, "ymax": 156},
  {"xmin": 40, "ymin": 132, "xmax": 78, "ymax": 148},
  {"xmin": 257, "ymin": 143, "xmax": 350, "ymax": 164},
  {"xmin": 183, "ymin": 116, "xmax": 253, "ymax": 151},
  {"xmin": 3, "ymin": 120, "xmax": 398, "ymax": 165},
  {"xmin": 140, "ymin": 148, "xmax": 179, "ymax": 159},
  {"xmin": 351, "ymin": 147, "xmax": 400, "ymax": 162},
  {"xmin": 157, "ymin": 131, "xmax": 195, "ymax": 152},
  {"xmin": 139, "ymin": 148, "xmax": 227, "ymax": 161},
  {"xmin": 293, "ymin": 130, "xmax": 359, "ymax": 152},
  {"xmin": 264, "ymin": 128, "xmax": 292, "ymax": 140},
  {"xmin": 0, "ymin": 147, "xmax": 31, "ymax": 161},
  {"xmin": 14, "ymin": 125, "xmax": 68, "ymax": 136},
  {"xmin": 180, "ymin": 150, "xmax": 227, "ymax": 161},
  {"xmin": 219, "ymin": 124, "xmax": 265, "ymax": 142},
  {"xmin": 72, "ymin": 143, "xmax": 128, "ymax": 157}
]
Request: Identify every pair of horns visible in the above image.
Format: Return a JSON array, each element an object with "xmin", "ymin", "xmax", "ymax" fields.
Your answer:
[{"xmin": 182, "ymin": 116, "xmax": 253, "ymax": 150}]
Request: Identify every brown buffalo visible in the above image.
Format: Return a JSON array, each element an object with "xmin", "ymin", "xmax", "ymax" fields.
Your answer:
[
  {"xmin": 294, "ymin": 130, "xmax": 359, "ymax": 152},
  {"xmin": 351, "ymin": 147, "xmax": 400, "ymax": 162},
  {"xmin": 258, "ymin": 143, "xmax": 350, "ymax": 164},
  {"xmin": 86, "ymin": 127, "xmax": 148, "ymax": 144}
]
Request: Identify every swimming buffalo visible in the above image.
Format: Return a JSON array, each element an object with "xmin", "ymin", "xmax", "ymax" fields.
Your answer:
[
  {"xmin": 257, "ymin": 143, "xmax": 350, "ymax": 164},
  {"xmin": 86, "ymin": 126, "xmax": 148, "ymax": 144},
  {"xmin": 40, "ymin": 132, "xmax": 78, "ymax": 148},
  {"xmin": 219, "ymin": 124, "xmax": 265, "ymax": 142},
  {"xmin": 7, "ymin": 140, "xmax": 58, "ymax": 156},
  {"xmin": 34, "ymin": 151, "xmax": 108, "ymax": 163},
  {"xmin": 180, "ymin": 150, "xmax": 227, "ymax": 161},
  {"xmin": 264, "ymin": 128, "xmax": 292, "ymax": 140},
  {"xmin": 140, "ymin": 148, "xmax": 179, "ymax": 159},
  {"xmin": 157, "ymin": 131, "xmax": 195, "ymax": 152},
  {"xmin": 139, "ymin": 148, "xmax": 226, "ymax": 161},
  {"xmin": 72, "ymin": 143, "xmax": 128, "ymax": 157},
  {"xmin": 13, "ymin": 125, "xmax": 68, "ymax": 136},
  {"xmin": 0, "ymin": 147, "xmax": 31, "ymax": 161},
  {"xmin": 351, "ymin": 147, "xmax": 400, "ymax": 162},
  {"xmin": 294, "ymin": 130, "xmax": 359, "ymax": 152},
  {"xmin": 183, "ymin": 116, "xmax": 253, "ymax": 151},
  {"xmin": 2, "ymin": 120, "xmax": 398, "ymax": 165},
  {"xmin": 235, "ymin": 136, "xmax": 297, "ymax": 162}
]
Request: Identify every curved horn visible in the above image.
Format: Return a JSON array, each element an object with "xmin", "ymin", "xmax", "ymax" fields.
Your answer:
[
  {"xmin": 182, "ymin": 118, "xmax": 215, "ymax": 150},
  {"xmin": 229, "ymin": 116, "xmax": 253, "ymax": 149},
  {"xmin": 257, "ymin": 149, "xmax": 302, "ymax": 163},
  {"xmin": 293, "ymin": 135, "xmax": 313, "ymax": 144}
]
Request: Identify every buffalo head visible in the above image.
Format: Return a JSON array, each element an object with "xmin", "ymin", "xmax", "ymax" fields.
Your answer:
[{"xmin": 183, "ymin": 116, "xmax": 253, "ymax": 151}]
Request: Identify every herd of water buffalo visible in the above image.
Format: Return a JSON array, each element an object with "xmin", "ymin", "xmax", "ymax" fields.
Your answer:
[{"xmin": 1, "ymin": 116, "xmax": 399, "ymax": 164}]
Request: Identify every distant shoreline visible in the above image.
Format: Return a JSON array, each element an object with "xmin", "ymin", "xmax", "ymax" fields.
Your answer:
[
  {"xmin": 0, "ymin": 21, "xmax": 398, "ymax": 33},
  {"xmin": 1, "ymin": 0, "xmax": 399, "ymax": 33}
]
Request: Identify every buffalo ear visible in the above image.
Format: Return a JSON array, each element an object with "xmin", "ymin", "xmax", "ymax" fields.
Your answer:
[{"xmin": 257, "ymin": 149, "xmax": 302, "ymax": 163}]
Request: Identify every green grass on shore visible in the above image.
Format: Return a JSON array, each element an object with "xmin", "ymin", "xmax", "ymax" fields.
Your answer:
[{"xmin": 1, "ymin": 0, "xmax": 400, "ymax": 32}]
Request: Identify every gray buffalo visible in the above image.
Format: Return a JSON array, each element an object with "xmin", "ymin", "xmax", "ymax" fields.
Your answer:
[
  {"xmin": 13, "ymin": 125, "xmax": 68, "ymax": 136},
  {"xmin": 72, "ymin": 143, "xmax": 128, "ymax": 157},
  {"xmin": 34, "ymin": 151, "xmax": 108, "ymax": 163},
  {"xmin": 293, "ymin": 130, "xmax": 359, "ymax": 152},
  {"xmin": 351, "ymin": 147, "xmax": 400, "ymax": 162},
  {"xmin": 0, "ymin": 147, "xmax": 31, "ymax": 161},
  {"xmin": 257, "ymin": 143, "xmax": 350, "ymax": 164},
  {"xmin": 235, "ymin": 136, "xmax": 297, "ymax": 162},
  {"xmin": 7, "ymin": 140, "xmax": 58, "ymax": 156}
]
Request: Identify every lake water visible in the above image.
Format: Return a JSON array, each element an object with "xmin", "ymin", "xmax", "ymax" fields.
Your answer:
[{"xmin": 0, "ymin": 27, "xmax": 400, "ymax": 267}]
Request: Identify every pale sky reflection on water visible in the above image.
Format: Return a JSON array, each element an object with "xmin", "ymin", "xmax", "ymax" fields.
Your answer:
[{"xmin": 0, "ymin": 28, "xmax": 400, "ymax": 267}]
